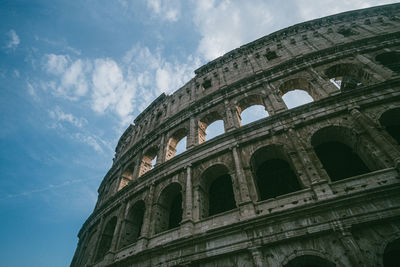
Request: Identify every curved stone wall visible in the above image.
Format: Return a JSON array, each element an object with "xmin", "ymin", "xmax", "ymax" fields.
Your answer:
[{"xmin": 72, "ymin": 4, "xmax": 400, "ymax": 267}]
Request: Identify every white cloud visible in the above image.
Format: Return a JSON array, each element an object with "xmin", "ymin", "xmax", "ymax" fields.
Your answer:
[
  {"xmin": 44, "ymin": 54, "xmax": 69, "ymax": 75},
  {"xmin": 6, "ymin": 29, "xmax": 20, "ymax": 49},
  {"xmin": 74, "ymin": 133, "xmax": 104, "ymax": 153},
  {"xmin": 27, "ymin": 82, "xmax": 40, "ymax": 102},
  {"xmin": 193, "ymin": 0, "xmax": 273, "ymax": 61},
  {"xmin": 49, "ymin": 106, "xmax": 88, "ymax": 128},
  {"xmin": 43, "ymin": 54, "xmax": 91, "ymax": 100},
  {"xmin": 146, "ymin": 0, "xmax": 180, "ymax": 22},
  {"xmin": 294, "ymin": 0, "xmax": 400, "ymax": 21}
]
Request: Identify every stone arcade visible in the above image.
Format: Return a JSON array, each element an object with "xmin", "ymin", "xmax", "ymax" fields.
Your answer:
[{"xmin": 71, "ymin": 4, "xmax": 400, "ymax": 267}]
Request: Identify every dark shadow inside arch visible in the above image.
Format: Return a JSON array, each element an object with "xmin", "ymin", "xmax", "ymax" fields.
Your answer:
[
  {"xmin": 201, "ymin": 164, "xmax": 237, "ymax": 218},
  {"xmin": 383, "ymin": 238, "xmax": 400, "ymax": 267},
  {"xmin": 208, "ymin": 174, "xmax": 236, "ymax": 216},
  {"xmin": 284, "ymin": 255, "xmax": 336, "ymax": 267},
  {"xmin": 95, "ymin": 216, "xmax": 117, "ymax": 261},
  {"xmin": 379, "ymin": 108, "xmax": 400, "ymax": 145},
  {"xmin": 312, "ymin": 126, "xmax": 371, "ymax": 182},
  {"xmin": 154, "ymin": 183, "xmax": 183, "ymax": 234},
  {"xmin": 376, "ymin": 52, "xmax": 400, "ymax": 74},
  {"xmin": 119, "ymin": 201, "xmax": 145, "ymax": 249},
  {"xmin": 314, "ymin": 142, "xmax": 369, "ymax": 181},
  {"xmin": 251, "ymin": 146, "xmax": 301, "ymax": 201}
]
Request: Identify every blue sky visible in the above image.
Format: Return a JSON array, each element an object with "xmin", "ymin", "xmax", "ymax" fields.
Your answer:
[{"xmin": 0, "ymin": 0, "xmax": 398, "ymax": 266}]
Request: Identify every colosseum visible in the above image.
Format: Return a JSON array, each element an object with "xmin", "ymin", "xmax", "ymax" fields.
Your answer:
[{"xmin": 71, "ymin": 3, "xmax": 400, "ymax": 267}]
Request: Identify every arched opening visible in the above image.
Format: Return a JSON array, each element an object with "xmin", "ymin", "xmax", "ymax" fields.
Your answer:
[
  {"xmin": 379, "ymin": 108, "xmax": 400, "ymax": 144},
  {"xmin": 383, "ymin": 238, "xmax": 400, "ymax": 267},
  {"xmin": 325, "ymin": 63, "xmax": 368, "ymax": 91},
  {"xmin": 139, "ymin": 146, "xmax": 158, "ymax": 177},
  {"xmin": 376, "ymin": 52, "xmax": 400, "ymax": 74},
  {"xmin": 284, "ymin": 255, "xmax": 336, "ymax": 267},
  {"xmin": 154, "ymin": 183, "xmax": 183, "ymax": 234},
  {"xmin": 240, "ymin": 105, "xmax": 269, "ymax": 125},
  {"xmin": 279, "ymin": 78, "xmax": 318, "ymax": 105},
  {"xmin": 236, "ymin": 95, "xmax": 269, "ymax": 125},
  {"xmin": 118, "ymin": 201, "xmax": 145, "ymax": 249},
  {"xmin": 200, "ymin": 164, "xmax": 236, "ymax": 218},
  {"xmin": 199, "ymin": 111, "xmax": 225, "ymax": 143},
  {"xmin": 95, "ymin": 216, "xmax": 117, "ymax": 261},
  {"xmin": 250, "ymin": 145, "xmax": 301, "ymax": 201},
  {"xmin": 282, "ymin": 90, "xmax": 314, "ymax": 109},
  {"xmin": 312, "ymin": 126, "xmax": 370, "ymax": 182},
  {"xmin": 119, "ymin": 162, "xmax": 135, "ymax": 190},
  {"xmin": 166, "ymin": 128, "xmax": 188, "ymax": 161}
]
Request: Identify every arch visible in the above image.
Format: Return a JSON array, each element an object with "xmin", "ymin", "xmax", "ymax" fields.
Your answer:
[
  {"xmin": 375, "ymin": 51, "xmax": 400, "ymax": 74},
  {"xmin": 199, "ymin": 164, "xmax": 236, "ymax": 218},
  {"xmin": 379, "ymin": 108, "xmax": 400, "ymax": 144},
  {"xmin": 119, "ymin": 161, "xmax": 135, "ymax": 190},
  {"xmin": 282, "ymin": 90, "xmax": 314, "ymax": 109},
  {"xmin": 325, "ymin": 63, "xmax": 368, "ymax": 91},
  {"xmin": 383, "ymin": 237, "xmax": 400, "ymax": 267},
  {"xmin": 118, "ymin": 200, "xmax": 145, "ymax": 249},
  {"xmin": 311, "ymin": 126, "xmax": 370, "ymax": 182},
  {"xmin": 199, "ymin": 111, "xmax": 225, "ymax": 143},
  {"xmin": 250, "ymin": 145, "xmax": 301, "ymax": 201},
  {"xmin": 166, "ymin": 128, "xmax": 188, "ymax": 161},
  {"xmin": 278, "ymin": 78, "xmax": 318, "ymax": 101},
  {"xmin": 95, "ymin": 216, "xmax": 117, "ymax": 261},
  {"xmin": 139, "ymin": 146, "xmax": 158, "ymax": 177},
  {"xmin": 283, "ymin": 255, "xmax": 336, "ymax": 267},
  {"xmin": 154, "ymin": 182, "xmax": 183, "ymax": 234},
  {"xmin": 236, "ymin": 94, "xmax": 269, "ymax": 125}
]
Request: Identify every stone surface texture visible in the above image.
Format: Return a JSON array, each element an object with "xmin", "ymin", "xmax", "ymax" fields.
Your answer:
[{"xmin": 71, "ymin": 4, "xmax": 400, "ymax": 267}]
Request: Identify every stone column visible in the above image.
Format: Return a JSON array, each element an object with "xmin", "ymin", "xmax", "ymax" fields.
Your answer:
[
  {"xmin": 350, "ymin": 108, "xmax": 400, "ymax": 168},
  {"xmin": 356, "ymin": 54, "xmax": 392, "ymax": 81},
  {"xmin": 225, "ymin": 100, "xmax": 241, "ymax": 131},
  {"xmin": 181, "ymin": 165, "xmax": 194, "ymax": 236},
  {"xmin": 231, "ymin": 146, "xmax": 255, "ymax": 218},
  {"xmin": 109, "ymin": 202, "xmax": 127, "ymax": 255},
  {"xmin": 331, "ymin": 220, "xmax": 366, "ymax": 266},
  {"xmin": 249, "ymin": 247, "xmax": 268, "ymax": 267},
  {"xmin": 308, "ymin": 66, "xmax": 340, "ymax": 96},
  {"xmin": 132, "ymin": 150, "xmax": 143, "ymax": 179},
  {"xmin": 141, "ymin": 183, "xmax": 156, "ymax": 241},
  {"xmin": 285, "ymin": 128, "xmax": 333, "ymax": 200},
  {"xmin": 90, "ymin": 217, "xmax": 105, "ymax": 264},
  {"xmin": 156, "ymin": 134, "xmax": 166, "ymax": 165},
  {"xmin": 187, "ymin": 116, "xmax": 199, "ymax": 149},
  {"xmin": 263, "ymin": 83, "xmax": 287, "ymax": 113}
]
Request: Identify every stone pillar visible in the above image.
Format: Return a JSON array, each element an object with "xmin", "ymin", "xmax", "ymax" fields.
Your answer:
[
  {"xmin": 156, "ymin": 134, "xmax": 166, "ymax": 165},
  {"xmin": 331, "ymin": 220, "xmax": 366, "ymax": 266},
  {"xmin": 263, "ymin": 83, "xmax": 287, "ymax": 113},
  {"xmin": 181, "ymin": 165, "xmax": 194, "ymax": 236},
  {"xmin": 132, "ymin": 151, "xmax": 143, "ymax": 179},
  {"xmin": 141, "ymin": 184, "xmax": 156, "ymax": 240},
  {"xmin": 308, "ymin": 66, "xmax": 340, "ymax": 96},
  {"xmin": 249, "ymin": 247, "xmax": 268, "ymax": 267},
  {"xmin": 187, "ymin": 116, "xmax": 199, "ymax": 149},
  {"xmin": 356, "ymin": 54, "xmax": 392, "ymax": 81},
  {"xmin": 109, "ymin": 202, "xmax": 127, "ymax": 255},
  {"xmin": 231, "ymin": 146, "xmax": 256, "ymax": 218},
  {"xmin": 225, "ymin": 100, "xmax": 241, "ymax": 131},
  {"xmin": 350, "ymin": 108, "xmax": 400, "ymax": 168},
  {"xmin": 90, "ymin": 217, "xmax": 105, "ymax": 264}
]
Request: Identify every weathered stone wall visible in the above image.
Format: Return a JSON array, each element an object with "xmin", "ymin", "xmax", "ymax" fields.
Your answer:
[{"xmin": 71, "ymin": 3, "xmax": 400, "ymax": 267}]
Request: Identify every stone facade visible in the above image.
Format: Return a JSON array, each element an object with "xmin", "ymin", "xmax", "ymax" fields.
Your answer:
[{"xmin": 71, "ymin": 4, "xmax": 400, "ymax": 267}]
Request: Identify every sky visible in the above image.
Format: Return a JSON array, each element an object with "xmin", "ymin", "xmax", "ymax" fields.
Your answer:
[{"xmin": 0, "ymin": 0, "xmax": 399, "ymax": 266}]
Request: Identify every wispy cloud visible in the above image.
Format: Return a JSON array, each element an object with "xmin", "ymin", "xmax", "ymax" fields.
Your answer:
[
  {"xmin": 146, "ymin": 0, "xmax": 181, "ymax": 22},
  {"xmin": 5, "ymin": 29, "xmax": 20, "ymax": 49},
  {"xmin": 193, "ymin": 0, "xmax": 273, "ymax": 61},
  {"xmin": 49, "ymin": 106, "xmax": 88, "ymax": 128}
]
